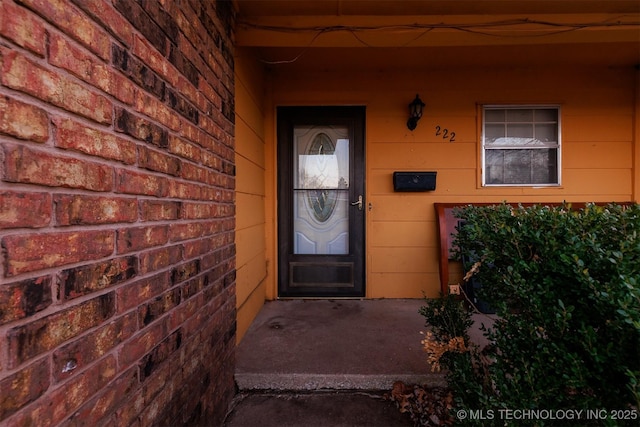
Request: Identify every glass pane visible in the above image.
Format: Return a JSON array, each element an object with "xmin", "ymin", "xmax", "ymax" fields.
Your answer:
[
  {"xmin": 485, "ymin": 149, "xmax": 557, "ymax": 185},
  {"xmin": 485, "ymin": 109, "xmax": 505, "ymax": 122},
  {"xmin": 293, "ymin": 125, "xmax": 350, "ymax": 255},
  {"xmin": 294, "ymin": 126, "xmax": 349, "ymax": 189},
  {"xmin": 531, "ymin": 149, "xmax": 558, "ymax": 184},
  {"xmin": 503, "ymin": 150, "xmax": 531, "ymax": 184},
  {"xmin": 293, "ymin": 190, "xmax": 349, "ymax": 254},
  {"xmin": 484, "ymin": 123, "xmax": 504, "ymax": 144},
  {"xmin": 507, "ymin": 109, "xmax": 533, "ymax": 122},
  {"xmin": 535, "ymin": 109, "xmax": 558, "ymax": 122},
  {"xmin": 507, "ymin": 123, "xmax": 533, "ymax": 139},
  {"xmin": 534, "ymin": 124, "xmax": 558, "ymax": 143},
  {"xmin": 485, "ymin": 150, "xmax": 505, "ymax": 184}
]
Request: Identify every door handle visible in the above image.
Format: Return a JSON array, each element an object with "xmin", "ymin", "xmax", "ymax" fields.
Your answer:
[{"xmin": 351, "ymin": 195, "xmax": 363, "ymax": 211}]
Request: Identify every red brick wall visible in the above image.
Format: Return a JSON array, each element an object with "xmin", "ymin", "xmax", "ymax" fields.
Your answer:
[{"xmin": 0, "ymin": 0, "xmax": 236, "ymax": 425}]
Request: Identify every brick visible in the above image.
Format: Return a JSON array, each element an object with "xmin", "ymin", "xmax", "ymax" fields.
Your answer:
[
  {"xmin": 3, "ymin": 144, "xmax": 112, "ymax": 192},
  {"xmin": 171, "ymin": 260, "xmax": 200, "ymax": 285},
  {"xmin": 132, "ymin": 34, "xmax": 178, "ymax": 86},
  {"xmin": 170, "ymin": 0, "xmax": 199, "ymax": 44},
  {"xmin": 113, "ymin": 0, "xmax": 167, "ymax": 54},
  {"xmin": 112, "ymin": 43, "xmax": 165, "ymax": 99},
  {"xmin": 18, "ymin": 0, "xmax": 111, "ymax": 60},
  {"xmin": 139, "ymin": 245, "xmax": 183, "ymax": 275},
  {"xmin": 48, "ymin": 33, "xmax": 135, "ymax": 106},
  {"xmin": 181, "ymin": 276, "xmax": 205, "ymax": 301},
  {"xmin": 133, "ymin": 90, "xmax": 181, "ymax": 131},
  {"xmin": 168, "ymin": 180, "xmax": 202, "ymax": 200},
  {"xmin": 116, "ymin": 272, "xmax": 170, "ymax": 313},
  {"xmin": 48, "ymin": 356, "xmax": 117, "ymax": 425},
  {"xmin": 114, "ymin": 107, "xmax": 168, "ymax": 148},
  {"xmin": 168, "ymin": 134, "xmax": 201, "ymax": 163},
  {"xmin": 201, "ymin": 246, "xmax": 227, "ymax": 271},
  {"xmin": 200, "ymin": 220, "xmax": 227, "ymax": 240},
  {"xmin": 48, "ymin": 31, "xmax": 109, "ymax": 89},
  {"xmin": 138, "ymin": 146, "xmax": 181, "ymax": 176},
  {"xmin": 182, "ymin": 202, "xmax": 218, "ymax": 219},
  {"xmin": 138, "ymin": 359, "xmax": 172, "ymax": 413},
  {"xmin": 114, "ymin": 386, "xmax": 145, "ymax": 426},
  {"xmin": 203, "ymin": 168, "xmax": 223, "ymax": 186},
  {"xmin": 0, "ymin": 275, "xmax": 52, "ymax": 325},
  {"xmin": 169, "ymin": 222, "xmax": 204, "ymax": 242},
  {"xmin": 168, "ymin": 42, "xmax": 199, "ymax": 87},
  {"xmin": 194, "ymin": 89, "xmax": 213, "ymax": 120},
  {"xmin": 164, "ymin": 85, "xmax": 199, "ymax": 124},
  {"xmin": 2, "ymin": 229, "xmax": 114, "ymax": 277},
  {"xmin": 116, "ymin": 225, "xmax": 168, "ymax": 254},
  {"xmin": 52, "ymin": 313, "xmax": 136, "ymax": 383},
  {"xmin": 0, "ymin": 95, "xmax": 49, "ymax": 142},
  {"xmin": 55, "ymin": 194, "xmax": 138, "ymax": 226},
  {"xmin": 53, "ymin": 117, "xmax": 137, "ymax": 164},
  {"xmin": 224, "ymin": 269, "xmax": 237, "ymax": 289},
  {"xmin": 179, "ymin": 120, "xmax": 201, "ymax": 146},
  {"xmin": 140, "ymin": 200, "xmax": 180, "ymax": 222},
  {"xmin": 109, "ymin": 68, "xmax": 137, "ymax": 105},
  {"xmin": 138, "ymin": 329, "xmax": 182, "ymax": 381},
  {"xmin": 138, "ymin": 0, "xmax": 179, "ymax": 44},
  {"xmin": 223, "ymin": 159, "xmax": 236, "ymax": 176},
  {"xmin": 61, "ymin": 367, "xmax": 139, "ymax": 427},
  {"xmin": 198, "ymin": 78, "xmax": 222, "ymax": 111},
  {"xmin": 179, "ymin": 161, "xmax": 207, "ymax": 183},
  {"xmin": 7, "ymin": 293, "xmax": 116, "ymax": 368},
  {"xmin": 1, "ymin": 50, "xmax": 112, "ymax": 124},
  {"xmin": 0, "ymin": 359, "xmax": 50, "ymax": 420},
  {"xmin": 116, "ymin": 169, "xmax": 169, "ymax": 197},
  {"xmin": 183, "ymin": 238, "xmax": 213, "ymax": 259},
  {"xmin": 0, "ymin": 191, "xmax": 51, "ymax": 229},
  {"xmin": 200, "ymin": 114, "xmax": 224, "ymax": 143},
  {"xmin": 168, "ymin": 289, "xmax": 202, "ymax": 332},
  {"xmin": 4, "ymin": 395, "xmax": 55, "ymax": 426},
  {"xmin": 118, "ymin": 318, "xmax": 169, "ymax": 367},
  {"xmin": 138, "ymin": 287, "xmax": 180, "ymax": 328},
  {"xmin": 222, "ymin": 98, "xmax": 236, "ymax": 124},
  {"xmin": 0, "ymin": 0, "xmax": 46, "ymax": 55},
  {"xmin": 70, "ymin": 0, "xmax": 134, "ymax": 47},
  {"xmin": 201, "ymin": 151, "xmax": 222, "ymax": 171},
  {"xmin": 59, "ymin": 256, "xmax": 137, "ymax": 300}
]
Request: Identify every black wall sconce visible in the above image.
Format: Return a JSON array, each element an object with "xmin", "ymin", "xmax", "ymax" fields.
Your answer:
[{"xmin": 406, "ymin": 94, "xmax": 425, "ymax": 131}]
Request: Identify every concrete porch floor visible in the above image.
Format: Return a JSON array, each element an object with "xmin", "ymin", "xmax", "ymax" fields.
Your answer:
[
  {"xmin": 234, "ymin": 299, "xmax": 447, "ymax": 391},
  {"xmin": 224, "ymin": 299, "xmax": 495, "ymax": 426}
]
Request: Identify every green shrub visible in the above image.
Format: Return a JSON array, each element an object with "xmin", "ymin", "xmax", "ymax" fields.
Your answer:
[{"xmin": 421, "ymin": 203, "xmax": 640, "ymax": 426}]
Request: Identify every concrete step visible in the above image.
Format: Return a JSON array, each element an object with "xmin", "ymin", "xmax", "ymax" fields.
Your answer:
[{"xmin": 235, "ymin": 372, "xmax": 446, "ymax": 391}]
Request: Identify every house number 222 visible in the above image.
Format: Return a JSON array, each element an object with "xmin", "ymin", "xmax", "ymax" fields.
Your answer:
[{"xmin": 435, "ymin": 126, "xmax": 456, "ymax": 142}]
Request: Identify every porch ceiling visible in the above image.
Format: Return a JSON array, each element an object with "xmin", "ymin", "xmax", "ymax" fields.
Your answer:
[
  {"xmin": 235, "ymin": 1, "xmax": 640, "ymax": 17},
  {"xmin": 235, "ymin": 0, "xmax": 640, "ymax": 70}
]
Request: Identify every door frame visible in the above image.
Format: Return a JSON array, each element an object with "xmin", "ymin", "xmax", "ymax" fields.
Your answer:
[{"xmin": 276, "ymin": 106, "xmax": 366, "ymax": 298}]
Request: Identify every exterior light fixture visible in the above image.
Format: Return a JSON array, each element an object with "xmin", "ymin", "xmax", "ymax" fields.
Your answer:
[{"xmin": 407, "ymin": 94, "xmax": 425, "ymax": 131}]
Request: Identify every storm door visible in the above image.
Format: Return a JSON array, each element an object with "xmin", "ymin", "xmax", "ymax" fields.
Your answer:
[{"xmin": 277, "ymin": 106, "xmax": 365, "ymax": 297}]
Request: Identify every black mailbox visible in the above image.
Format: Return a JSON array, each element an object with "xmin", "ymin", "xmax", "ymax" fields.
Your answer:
[{"xmin": 393, "ymin": 171, "xmax": 437, "ymax": 192}]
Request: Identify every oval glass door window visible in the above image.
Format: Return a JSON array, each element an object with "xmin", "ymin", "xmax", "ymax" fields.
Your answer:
[{"xmin": 293, "ymin": 126, "xmax": 349, "ymax": 254}]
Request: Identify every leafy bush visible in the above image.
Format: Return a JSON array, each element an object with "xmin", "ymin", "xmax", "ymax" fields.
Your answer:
[{"xmin": 421, "ymin": 203, "xmax": 640, "ymax": 426}]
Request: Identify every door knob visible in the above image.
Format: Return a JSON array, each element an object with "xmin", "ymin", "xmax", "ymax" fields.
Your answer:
[{"xmin": 351, "ymin": 195, "xmax": 363, "ymax": 211}]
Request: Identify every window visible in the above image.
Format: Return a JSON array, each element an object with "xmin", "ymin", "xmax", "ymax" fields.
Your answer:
[{"xmin": 482, "ymin": 106, "xmax": 560, "ymax": 186}]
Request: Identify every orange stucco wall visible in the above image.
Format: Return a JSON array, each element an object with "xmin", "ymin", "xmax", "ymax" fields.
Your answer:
[{"xmin": 234, "ymin": 48, "xmax": 638, "ymax": 339}]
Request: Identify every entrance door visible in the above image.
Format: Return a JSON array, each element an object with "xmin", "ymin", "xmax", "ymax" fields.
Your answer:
[{"xmin": 277, "ymin": 106, "xmax": 365, "ymax": 297}]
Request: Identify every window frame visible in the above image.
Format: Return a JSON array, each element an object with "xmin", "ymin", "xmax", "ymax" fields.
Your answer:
[{"xmin": 481, "ymin": 105, "xmax": 562, "ymax": 187}]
